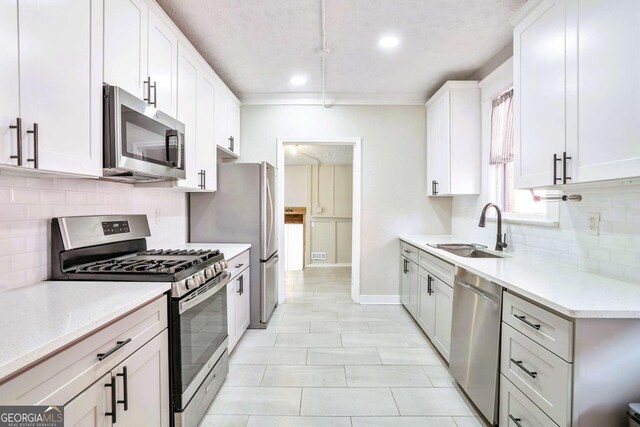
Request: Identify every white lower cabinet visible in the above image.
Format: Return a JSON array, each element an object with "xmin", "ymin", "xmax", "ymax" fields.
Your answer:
[
  {"xmin": 65, "ymin": 372, "xmax": 113, "ymax": 427},
  {"xmin": 227, "ymin": 250, "xmax": 251, "ymax": 351},
  {"xmin": 433, "ymin": 278, "xmax": 453, "ymax": 361},
  {"xmin": 500, "ymin": 374, "xmax": 557, "ymax": 427},
  {"xmin": 418, "ymin": 268, "xmax": 436, "ymax": 338},
  {"xmin": 400, "ymin": 242, "xmax": 453, "ymax": 363},
  {"xmin": 0, "ymin": 297, "xmax": 170, "ymax": 426}
]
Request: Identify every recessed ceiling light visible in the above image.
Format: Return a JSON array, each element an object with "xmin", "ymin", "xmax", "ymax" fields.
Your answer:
[
  {"xmin": 378, "ymin": 35, "xmax": 400, "ymax": 49},
  {"xmin": 290, "ymin": 75, "xmax": 307, "ymax": 86}
]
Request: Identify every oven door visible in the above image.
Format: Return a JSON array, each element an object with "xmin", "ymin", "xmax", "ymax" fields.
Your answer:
[
  {"xmin": 172, "ymin": 271, "xmax": 230, "ymax": 410},
  {"xmin": 104, "ymin": 85, "xmax": 186, "ymax": 180}
]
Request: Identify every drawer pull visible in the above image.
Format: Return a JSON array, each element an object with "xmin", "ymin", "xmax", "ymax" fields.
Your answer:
[
  {"xmin": 403, "ymin": 249, "xmax": 411, "ymax": 254},
  {"xmin": 513, "ymin": 314, "xmax": 541, "ymax": 330},
  {"xmin": 509, "ymin": 415, "xmax": 523, "ymax": 427},
  {"xmin": 97, "ymin": 338, "xmax": 132, "ymax": 361},
  {"xmin": 510, "ymin": 358, "xmax": 538, "ymax": 379},
  {"xmin": 235, "ymin": 263, "xmax": 244, "ymax": 269}
]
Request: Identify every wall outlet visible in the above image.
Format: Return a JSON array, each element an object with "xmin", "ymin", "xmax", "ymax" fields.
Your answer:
[{"xmin": 587, "ymin": 213, "xmax": 600, "ymax": 235}]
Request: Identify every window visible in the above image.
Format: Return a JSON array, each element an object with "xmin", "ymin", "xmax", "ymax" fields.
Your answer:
[{"xmin": 488, "ymin": 88, "xmax": 556, "ymax": 223}]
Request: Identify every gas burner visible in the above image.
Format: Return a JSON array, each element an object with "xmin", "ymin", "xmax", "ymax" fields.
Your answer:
[{"xmin": 139, "ymin": 249, "xmax": 220, "ymax": 257}]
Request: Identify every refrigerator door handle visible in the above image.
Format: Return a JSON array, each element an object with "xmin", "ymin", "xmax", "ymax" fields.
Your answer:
[{"xmin": 266, "ymin": 176, "xmax": 274, "ymax": 252}]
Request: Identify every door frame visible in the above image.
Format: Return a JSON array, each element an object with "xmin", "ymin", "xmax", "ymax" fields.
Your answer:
[{"xmin": 276, "ymin": 137, "xmax": 362, "ymax": 303}]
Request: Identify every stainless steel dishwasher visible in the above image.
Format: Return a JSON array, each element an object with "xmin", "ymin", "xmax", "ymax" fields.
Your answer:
[{"xmin": 449, "ymin": 267, "xmax": 503, "ymax": 425}]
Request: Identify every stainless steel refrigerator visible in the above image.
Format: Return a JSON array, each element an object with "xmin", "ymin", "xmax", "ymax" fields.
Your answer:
[{"xmin": 190, "ymin": 162, "xmax": 278, "ymax": 328}]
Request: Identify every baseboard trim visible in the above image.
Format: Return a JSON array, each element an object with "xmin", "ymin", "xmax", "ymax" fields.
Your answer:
[
  {"xmin": 359, "ymin": 295, "xmax": 401, "ymax": 305},
  {"xmin": 305, "ymin": 263, "xmax": 352, "ymax": 268}
]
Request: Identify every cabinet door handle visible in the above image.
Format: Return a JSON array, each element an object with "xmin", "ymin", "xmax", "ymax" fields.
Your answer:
[
  {"xmin": 97, "ymin": 338, "xmax": 131, "ymax": 361},
  {"xmin": 150, "ymin": 80, "xmax": 157, "ymax": 107},
  {"xmin": 104, "ymin": 376, "xmax": 117, "ymax": 423},
  {"xmin": 202, "ymin": 169, "xmax": 206, "ymax": 189},
  {"xmin": 513, "ymin": 314, "xmax": 541, "ymax": 330},
  {"xmin": 510, "ymin": 358, "xmax": 537, "ymax": 378},
  {"xmin": 562, "ymin": 151, "xmax": 572, "ymax": 184},
  {"xmin": 116, "ymin": 366, "xmax": 128, "ymax": 411},
  {"xmin": 553, "ymin": 154, "xmax": 562, "ymax": 184},
  {"xmin": 508, "ymin": 415, "xmax": 523, "ymax": 427},
  {"xmin": 26, "ymin": 123, "xmax": 38, "ymax": 168},
  {"xmin": 427, "ymin": 275, "xmax": 433, "ymax": 295},
  {"xmin": 434, "ymin": 180, "xmax": 438, "ymax": 195},
  {"xmin": 228, "ymin": 136, "xmax": 235, "ymax": 151},
  {"xmin": 237, "ymin": 275, "xmax": 243, "ymax": 295},
  {"xmin": 143, "ymin": 77, "xmax": 152, "ymax": 104},
  {"xmin": 9, "ymin": 117, "xmax": 22, "ymax": 166},
  {"xmin": 403, "ymin": 258, "xmax": 408, "ymax": 273}
]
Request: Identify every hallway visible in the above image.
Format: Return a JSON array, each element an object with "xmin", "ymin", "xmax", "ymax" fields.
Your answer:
[{"xmin": 200, "ymin": 268, "xmax": 485, "ymax": 427}]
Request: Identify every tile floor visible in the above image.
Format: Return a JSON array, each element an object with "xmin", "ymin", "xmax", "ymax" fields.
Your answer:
[{"xmin": 200, "ymin": 267, "xmax": 487, "ymax": 427}]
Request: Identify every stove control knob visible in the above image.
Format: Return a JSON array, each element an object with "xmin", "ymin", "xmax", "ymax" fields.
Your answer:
[
  {"xmin": 186, "ymin": 278, "xmax": 195, "ymax": 289},
  {"xmin": 205, "ymin": 267, "xmax": 213, "ymax": 278}
]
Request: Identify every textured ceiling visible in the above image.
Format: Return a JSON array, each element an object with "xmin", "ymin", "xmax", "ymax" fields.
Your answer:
[
  {"xmin": 285, "ymin": 145, "xmax": 353, "ymax": 165},
  {"xmin": 157, "ymin": 0, "xmax": 526, "ymax": 101}
]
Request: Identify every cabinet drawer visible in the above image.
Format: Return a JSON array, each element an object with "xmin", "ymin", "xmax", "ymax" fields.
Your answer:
[
  {"xmin": 503, "ymin": 291, "xmax": 573, "ymax": 361},
  {"xmin": 418, "ymin": 250, "xmax": 454, "ymax": 285},
  {"xmin": 0, "ymin": 296, "xmax": 168, "ymax": 405},
  {"xmin": 500, "ymin": 375, "xmax": 558, "ymax": 427},
  {"xmin": 501, "ymin": 324, "xmax": 572, "ymax": 427},
  {"xmin": 400, "ymin": 242, "xmax": 419, "ymax": 263},
  {"xmin": 227, "ymin": 250, "xmax": 250, "ymax": 280}
]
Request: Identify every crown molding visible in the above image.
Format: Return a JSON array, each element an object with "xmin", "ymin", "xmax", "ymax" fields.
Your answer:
[{"xmin": 239, "ymin": 92, "xmax": 426, "ymax": 106}]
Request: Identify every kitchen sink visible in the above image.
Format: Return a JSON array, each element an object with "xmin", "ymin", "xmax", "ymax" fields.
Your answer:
[{"xmin": 428, "ymin": 243, "xmax": 505, "ymax": 259}]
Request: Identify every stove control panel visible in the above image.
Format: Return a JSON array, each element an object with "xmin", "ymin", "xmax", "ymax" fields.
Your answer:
[{"xmin": 102, "ymin": 220, "xmax": 130, "ymax": 235}]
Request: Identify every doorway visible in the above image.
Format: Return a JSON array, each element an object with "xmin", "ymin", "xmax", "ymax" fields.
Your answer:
[{"xmin": 277, "ymin": 138, "xmax": 362, "ymax": 303}]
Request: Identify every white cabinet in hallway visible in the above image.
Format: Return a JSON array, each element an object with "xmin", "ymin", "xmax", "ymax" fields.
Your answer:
[
  {"xmin": 426, "ymin": 81, "xmax": 481, "ymax": 196},
  {"xmin": 514, "ymin": 0, "xmax": 640, "ymax": 187}
]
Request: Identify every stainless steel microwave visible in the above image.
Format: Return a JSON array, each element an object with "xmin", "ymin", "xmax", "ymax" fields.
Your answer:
[{"xmin": 103, "ymin": 84, "xmax": 186, "ymax": 182}]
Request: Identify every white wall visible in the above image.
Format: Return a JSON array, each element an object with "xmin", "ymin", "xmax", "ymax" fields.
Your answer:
[
  {"xmin": 0, "ymin": 175, "xmax": 188, "ymax": 291},
  {"xmin": 241, "ymin": 105, "xmax": 452, "ymax": 296},
  {"xmin": 451, "ymin": 58, "xmax": 640, "ymax": 284}
]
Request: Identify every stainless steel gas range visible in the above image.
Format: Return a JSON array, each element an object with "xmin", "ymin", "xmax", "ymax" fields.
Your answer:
[{"xmin": 51, "ymin": 214, "xmax": 230, "ymax": 427}]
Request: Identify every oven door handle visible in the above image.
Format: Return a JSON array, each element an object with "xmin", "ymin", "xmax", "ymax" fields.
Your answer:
[{"xmin": 179, "ymin": 272, "xmax": 231, "ymax": 314}]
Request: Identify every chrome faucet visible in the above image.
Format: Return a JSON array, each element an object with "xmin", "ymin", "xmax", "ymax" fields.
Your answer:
[{"xmin": 478, "ymin": 203, "xmax": 507, "ymax": 251}]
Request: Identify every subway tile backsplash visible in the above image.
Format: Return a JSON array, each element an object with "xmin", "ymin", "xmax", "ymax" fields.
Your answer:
[
  {"xmin": 452, "ymin": 181, "xmax": 640, "ymax": 283},
  {"xmin": 0, "ymin": 174, "xmax": 188, "ymax": 291}
]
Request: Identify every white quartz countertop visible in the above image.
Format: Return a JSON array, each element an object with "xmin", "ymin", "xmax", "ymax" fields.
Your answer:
[
  {"xmin": 400, "ymin": 235, "xmax": 640, "ymax": 319},
  {"xmin": 0, "ymin": 280, "xmax": 170, "ymax": 383},
  {"xmin": 174, "ymin": 243, "xmax": 251, "ymax": 261}
]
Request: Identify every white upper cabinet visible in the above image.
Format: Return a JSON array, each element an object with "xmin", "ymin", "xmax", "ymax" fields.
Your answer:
[
  {"xmin": 104, "ymin": 0, "xmax": 148, "ymax": 100},
  {"xmin": 215, "ymin": 91, "xmax": 241, "ymax": 157},
  {"xmin": 426, "ymin": 81, "xmax": 481, "ymax": 196},
  {"xmin": 195, "ymin": 67, "xmax": 218, "ymax": 191},
  {"xmin": 513, "ymin": 0, "xmax": 567, "ymax": 188},
  {"xmin": 514, "ymin": 0, "xmax": 640, "ymax": 187},
  {"xmin": 566, "ymin": 0, "xmax": 640, "ymax": 183},
  {"xmin": 0, "ymin": 0, "xmax": 20, "ymax": 167},
  {"xmin": 175, "ymin": 42, "xmax": 199, "ymax": 189},
  {"xmin": 148, "ymin": 10, "xmax": 177, "ymax": 116},
  {"xmin": 17, "ymin": 0, "xmax": 102, "ymax": 176}
]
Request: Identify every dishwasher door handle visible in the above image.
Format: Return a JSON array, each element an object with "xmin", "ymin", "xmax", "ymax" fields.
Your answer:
[{"xmin": 455, "ymin": 280, "xmax": 499, "ymax": 305}]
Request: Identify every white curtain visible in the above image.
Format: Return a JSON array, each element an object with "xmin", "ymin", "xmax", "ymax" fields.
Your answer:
[{"xmin": 490, "ymin": 89, "xmax": 514, "ymax": 165}]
